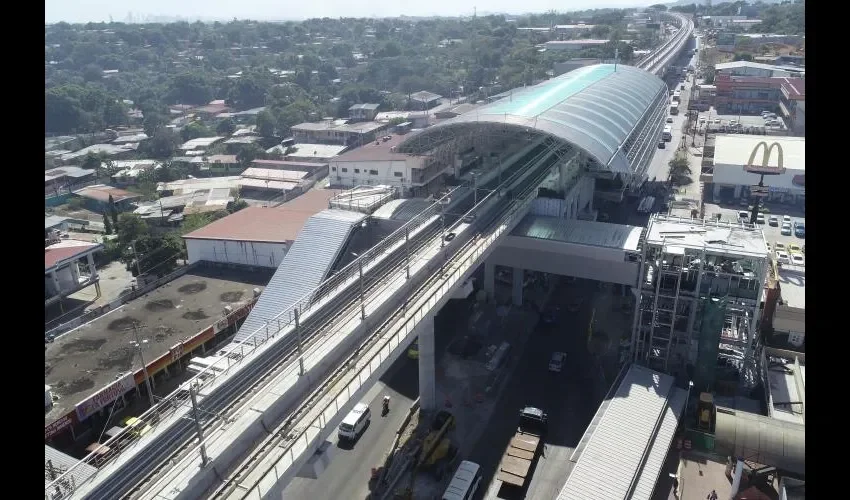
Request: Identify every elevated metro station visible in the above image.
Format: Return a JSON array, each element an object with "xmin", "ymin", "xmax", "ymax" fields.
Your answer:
[{"xmin": 51, "ymin": 59, "xmax": 720, "ymax": 500}]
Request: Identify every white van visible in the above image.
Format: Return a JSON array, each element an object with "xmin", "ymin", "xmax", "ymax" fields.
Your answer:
[
  {"xmin": 443, "ymin": 460, "xmax": 482, "ymax": 500},
  {"xmin": 662, "ymin": 125, "xmax": 672, "ymax": 141},
  {"xmin": 338, "ymin": 402, "xmax": 371, "ymax": 442}
]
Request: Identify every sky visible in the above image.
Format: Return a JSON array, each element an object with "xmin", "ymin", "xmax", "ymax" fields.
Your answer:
[{"xmin": 45, "ymin": 0, "xmax": 650, "ymax": 24}]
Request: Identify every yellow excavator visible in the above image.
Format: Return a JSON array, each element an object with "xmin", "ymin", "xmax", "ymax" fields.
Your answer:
[{"xmin": 393, "ymin": 411, "xmax": 458, "ymax": 498}]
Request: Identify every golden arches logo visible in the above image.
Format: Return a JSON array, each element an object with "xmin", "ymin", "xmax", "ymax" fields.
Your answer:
[{"xmin": 743, "ymin": 141, "xmax": 786, "ymax": 175}]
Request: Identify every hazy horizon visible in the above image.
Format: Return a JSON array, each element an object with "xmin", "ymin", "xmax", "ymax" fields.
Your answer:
[{"xmin": 45, "ymin": 0, "xmax": 653, "ymax": 24}]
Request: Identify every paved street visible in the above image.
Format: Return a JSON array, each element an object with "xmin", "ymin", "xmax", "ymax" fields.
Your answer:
[
  {"xmin": 281, "ymin": 299, "xmax": 466, "ymax": 500},
  {"xmin": 471, "ymin": 279, "xmax": 613, "ymax": 500}
]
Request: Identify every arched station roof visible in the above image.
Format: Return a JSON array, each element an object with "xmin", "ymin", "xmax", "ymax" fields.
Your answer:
[{"xmin": 397, "ymin": 64, "xmax": 667, "ymax": 175}]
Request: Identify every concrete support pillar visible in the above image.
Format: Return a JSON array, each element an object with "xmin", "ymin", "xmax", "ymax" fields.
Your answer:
[
  {"xmin": 483, "ymin": 260, "xmax": 496, "ymax": 299},
  {"xmin": 733, "ymin": 184, "xmax": 742, "ymax": 199},
  {"xmin": 87, "ymin": 253, "xmax": 98, "ymax": 279},
  {"xmin": 512, "ymin": 267, "xmax": 524, "ymax": 307},
  {"xmin": 417, "ymin": 315, "xmax": 437, "ymax": 412}
]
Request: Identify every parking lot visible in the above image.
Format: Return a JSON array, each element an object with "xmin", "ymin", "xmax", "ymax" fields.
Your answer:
[
  {"xmin": 688, "ymin": 106, "xmax": 786, "ymax": 134},
  {"xmin": 703, "ymin": 202, "xmax": 806, "ymax": 262}
]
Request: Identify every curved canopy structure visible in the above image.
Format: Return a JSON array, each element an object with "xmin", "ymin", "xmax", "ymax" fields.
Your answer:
[{"xmin": 398, "ymin": 64, "xmax": 668, "ymax": 178}]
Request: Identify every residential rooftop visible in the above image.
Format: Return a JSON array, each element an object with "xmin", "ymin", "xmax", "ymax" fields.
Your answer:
[
  {"xmin": 270, "ymin": 143, "xmax": 349, "ymax": 160},
  {"xmin": 72, "ymin": 184, "xmax": 141, "ymax": 203},
  {"xmin": 777, "ymin": 264, "xmax": 805, "ymax": 309},
  {"xmin": 408, "ymin": 90, "xmax": 442, "ymax": 103},
  {"xmin": 60, "ymin": 143, "xmax": 136, "ymax": 162},
  {"xmin": 291, "ymin": 121, "xmax": 387, "ymax": 134},
  {"xmin": 45, "ymin": 166, "xmax": 95, "ymax": 183},
  {"xmin": 766, "ymin": 354, "xmax": 805, "ymax": 425},
  {"xmin": 44, "ymin": 266, "xmax": 274, "ymax": 428},
  {"xmin": 158, "ymin": 176, "xmax": 241, "ymax": 194},
  {"xmin": 45, "ymin": 240, "xmax": 102, "ymax": 272},
  {"xmin": 251, "ymin": 159, "xmax": 328, "ymax": 172},
  {"xmin": 182, "ymin": 188, "xmax": 340, "ymax": 243},
  {"xmin": 644, "ymin": 215, "xmax": 769, "ymax": 258},
  {"xmin": 179, "ymin": 136, "xmax": 225, "ymax": 150},
  {"xmin": 331, "ymin": 134, "xmax": 414, "ymax": 162}
]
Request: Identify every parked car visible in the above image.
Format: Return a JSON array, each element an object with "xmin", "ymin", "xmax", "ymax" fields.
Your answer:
[
  {"xmin": 756, "ymin": 214, "xmax": 765, "ymax": 224},
  {"xmin": 738, "ymin": 210, "xmax": 749, "ymax": 221},
  {"xmin": 782, "ymin": 215, "xmax": 792, "ymax": 224},
  {"xmin": 788, "ymin": 243, "xmax": 802, "ymax": 254},
  {"xmin": 781, "ymin": 223, "xmax": 792, "ymax": 236},
  {"xmin": 794, "ymin": 221, "xmax": 805, "ymax": 238},
  {"xmin": 790, "ymin": 254, "xmax": 805, "ymax": 266},
  {"xmin": 713, "ymin": 118, "xmax": 721, "ymax": 124},
  {"xmin": 775, "ymin": 250, "xmax": 790, "ymax": 264},
  {"xmin": 548, "ymin": 352, "xmax": 566, "ymax": 373},
  {"xmin": 658, "ymin": 140, "xmax": 666, "ymax": 149},
  {"xmin": 666, "ymin": 116, "xmax": 674, "ymax": 123},
  {"xmin": 768, "ymin": 215, "xmax": 779, "ymax": 226},
  {"xmin": 774, "ymin": 242, "xmax": 786, "ymax": 252}
]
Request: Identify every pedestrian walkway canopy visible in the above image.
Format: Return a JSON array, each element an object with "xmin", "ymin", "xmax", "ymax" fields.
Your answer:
[
  {"xmin": 713, "ymin": 407, "xmax": 805, "ymax": 476},
  {"xmin": 557, "ymin": 364, "xmax": 687, "ymax": 500},
  {"xmin": 397, "ymin": 64, "xmax": 668, "ymax": 179}
]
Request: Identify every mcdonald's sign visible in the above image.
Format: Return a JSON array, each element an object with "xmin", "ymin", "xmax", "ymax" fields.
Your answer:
[{"xmin": 743, "ymin": 141, "xmax": 786, "ymax": 175}]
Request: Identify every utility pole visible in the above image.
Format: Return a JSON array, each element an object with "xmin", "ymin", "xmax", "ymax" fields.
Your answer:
[
  {"xmin": 404, "ymin": 226, "xmax": 410, "ymax": 280},
  {"xmin": 294, "ymin": 309, "xmax": 305, "ymax": 375},
  {"xmin": 129, "ymin": 322, "xmax": 156, "ymax": 407},
  {"xmin": 189, "ymin": 385, "xmax": 209, "ymax": 467},
  {"xmin": 358, "ymin": 259, "xmax": 366, "ymax": 320}
]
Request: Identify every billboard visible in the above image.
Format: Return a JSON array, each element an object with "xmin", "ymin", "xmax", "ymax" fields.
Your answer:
[
  {"xmin": 75, "ymin": 373, "xmax": 135, "ymax": 421},
  {"xmin": 45, "ymin": 414, "xmax": 74, "ymax": 440}
]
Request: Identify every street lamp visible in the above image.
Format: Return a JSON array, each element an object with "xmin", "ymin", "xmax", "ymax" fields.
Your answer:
[
  {"xmin": 129, "ymin": 323, "xmax": 156, "ymax": 408},
  {"xmin": 684, "ymin": 380, "xmax": 694, "ymax": 428}
]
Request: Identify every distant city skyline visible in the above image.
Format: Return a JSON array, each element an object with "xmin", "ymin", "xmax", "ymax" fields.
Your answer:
[{"xmin": 46, "ymin": 0, "xmax": 654, "ymax": 24}]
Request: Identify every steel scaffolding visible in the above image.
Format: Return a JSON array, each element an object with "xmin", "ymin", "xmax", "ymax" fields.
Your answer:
[{"xmin": 630, "ymin": 215, "xmax": 769, "ymax": 375}]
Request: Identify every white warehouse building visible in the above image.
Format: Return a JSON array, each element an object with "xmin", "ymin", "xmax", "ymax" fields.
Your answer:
[
  {"xmin": 710, "ymin": 135, "xmax": 805, "ymax": 206},
  {"xmin": 328, "ymin": 134, "xmax": 448, "ymax": 195},
  {"xmin": 182, "ymin": 189, "xmax": 338, "ymax": 268}
]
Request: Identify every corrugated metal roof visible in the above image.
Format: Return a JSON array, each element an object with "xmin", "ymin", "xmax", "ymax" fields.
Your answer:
[
  {"xmin": 511, "ymin": 215, "xmax": 644, "ymax": 252},
  {"xmin": 557, "ymin": 365, "xmax": 676, "ymax": 500},
  {"xmin": 232, "ymin": 209, "xmax": 366, "ymax": 344},
  {"xmin": 631, "ymin": 387, "xmax": 688, "ymax": 500},
  {"xmin": 45, "ymin": 445, "xmax": 98, "ymax": 489}
]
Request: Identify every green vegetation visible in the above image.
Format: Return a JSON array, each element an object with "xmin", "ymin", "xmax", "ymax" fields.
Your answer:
[
  {"xmin": 668, "ymin": 153, "xmax": 692, "ymax": 187},
  {"xmin": 46, "ymin": 11, "xmax": 654, "ymax": 137},
  {"xmin": 673, "ymin": 1, "xmax": 805, "ymax": 35}
]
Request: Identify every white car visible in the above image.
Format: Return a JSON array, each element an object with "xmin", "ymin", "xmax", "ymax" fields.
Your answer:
[
  {"xmin": 790, "ymin": 254, "xmax": 805, "ymax": 266},
  {"xmin": 781, "ymin": 223, "xmax": 792, "ymax": 235},
  {"xmin": 768, "ymin": 215, "xmax": 779, "ymax": 226},
  {"xmin": 756, "ymin": 214, "xmax": 765, "ymax": 224},
  {"xmin": 548, "ymin": 352, "xmax": 566, "ymax": 373},
  {"xmin": 775, "ymin": 250, "xmax": 790, "ymax": 264},
  {"xmin": 782, "ymin": 215, "xmax": 792, "ymax": 224},
  {"xmin": 714, "ymin": 118, "xmax": 721, "ymax": 124},
  {"xmin": 774, "ymin": 242, "xmax": 786, "ymax": 252}
]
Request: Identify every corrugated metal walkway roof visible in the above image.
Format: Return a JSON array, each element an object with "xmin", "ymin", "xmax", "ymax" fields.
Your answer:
[
  {"xmin": 232, "ymin": 209, "xmax": 366, "ymax": 344},
  {"xmin": 45, "ymin": 445, "xmax": 98, "ymax": 489},
  {"xmin": 557, "ymin": 364, "xmax": 684, "ymax": 500},
  {"xmin": 713, "ymin": 408, "xmax": 805, "ymax": 476}
]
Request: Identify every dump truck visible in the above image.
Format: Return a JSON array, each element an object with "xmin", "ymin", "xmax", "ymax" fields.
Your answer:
[{"xmin": 496, "ymin": 406, "xmax": 548, "ymax": 491}]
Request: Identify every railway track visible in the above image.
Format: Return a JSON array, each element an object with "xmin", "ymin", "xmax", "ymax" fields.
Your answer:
[
  {"xmin": 210, "ymin": 145, "xmax": 564, "ymax": 499},
  {"xmin": 98, "ymin": 144, "xmax": 552, "ymax": 500}
]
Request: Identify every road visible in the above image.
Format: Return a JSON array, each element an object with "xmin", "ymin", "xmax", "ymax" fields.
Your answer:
[
  {"xmin": 471, "ymin": 279, "xmax": 611, "ymax": 500},
  {"xmin": 281, "ymin": 299, "xmax": 465, "ymax": 500}
]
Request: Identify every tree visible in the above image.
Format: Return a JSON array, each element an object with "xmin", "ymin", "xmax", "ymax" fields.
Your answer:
[
  {"xmin": 81, "ymin": 152, "xmax": 102, "ymax": 173},
  {"xmin": 102, "ymin": 212, "xmax": 113, "ymax": 235},
  {"xmin": 180, "ymin": 122, "xmax": 214, "ymax": 142},
  {"xmin": 236, "ymin": 143, "xmax": 267, "ymax": 166},
  {"xmin": 116, "ymin": 213, "xmax": 149, "ymax": 248},
  {"xmin": 167, "ymin": 72, "xmax": 214, "ymax": 105},
  {"xmin": 216, "ymin": 118, "xmax": 236, "ymax": 136},
  {"xmin": 108, "ymin": 194, "xmax": 119, "ymax": 225},
  {"xmin": 668, "ymin": 154, "xmax": 692, "ymax": 186},
  {"xmin": 145, "ymin": 128, "xmax": 181, "ymax": 159},
  {"xmin": 256, "ymin": 109, "xmax": 277, "ymax": 137}
]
